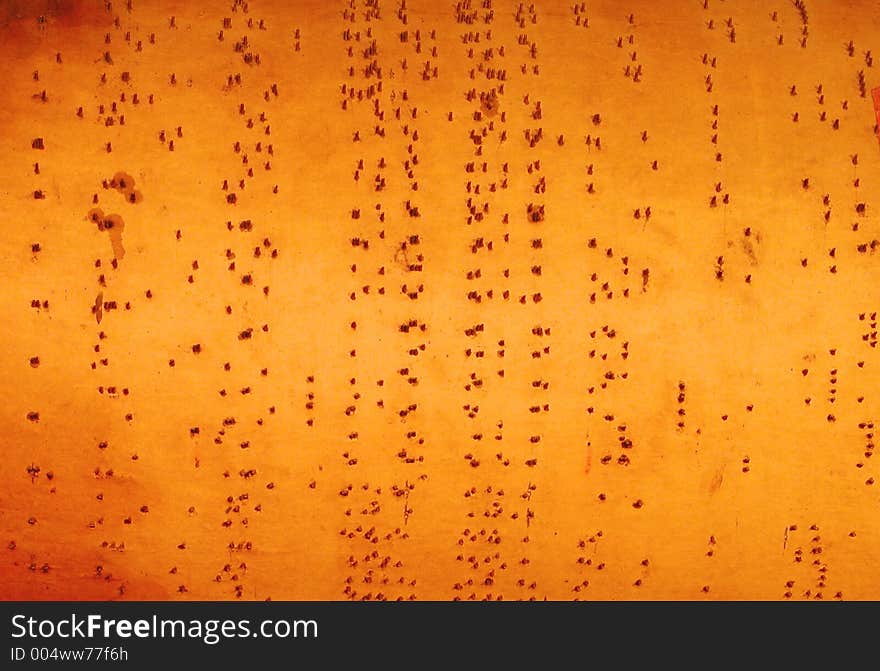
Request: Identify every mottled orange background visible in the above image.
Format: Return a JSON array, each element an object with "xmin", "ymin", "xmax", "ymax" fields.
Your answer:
[{"xmin": 2, "ymin": 0, "xmax": 879, "ymax": 601}]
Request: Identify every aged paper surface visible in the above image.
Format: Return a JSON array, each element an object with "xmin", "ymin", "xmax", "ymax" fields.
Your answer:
[{"xmin": 2, "ymin": 0, "xmax": 879, "ymax": 600}]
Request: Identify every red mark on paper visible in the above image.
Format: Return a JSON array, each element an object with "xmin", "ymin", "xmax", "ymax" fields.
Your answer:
[{"xmin": 873, "ymin": 86, "xmax": 880, "ymax": 143}]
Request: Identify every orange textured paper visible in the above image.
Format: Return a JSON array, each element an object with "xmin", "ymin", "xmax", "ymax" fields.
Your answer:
[{"xmin": 2, "ymin": 0, "xmax": 879, "ymax": 601}]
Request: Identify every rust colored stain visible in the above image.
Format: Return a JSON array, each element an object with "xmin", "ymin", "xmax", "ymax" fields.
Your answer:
[{"xmin": 873, "ymin": 86, "xmax": 880, "ymax": 143}]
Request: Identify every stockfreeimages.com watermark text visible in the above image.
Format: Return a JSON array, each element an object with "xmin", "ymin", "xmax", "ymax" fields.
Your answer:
[{"xmin": 11, "ymin": 613, "xmax": 317, "ymax": 646}]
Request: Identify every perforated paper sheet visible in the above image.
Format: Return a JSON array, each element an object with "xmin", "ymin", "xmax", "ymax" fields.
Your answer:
[{"xmin": 2, "ymin": 0, "xmax": 879, "ymax": 601}]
